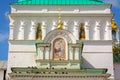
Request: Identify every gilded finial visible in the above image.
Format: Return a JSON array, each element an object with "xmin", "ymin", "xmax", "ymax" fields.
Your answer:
[
  {"xmin": 57, "ymin": 8, "xmax": 63, "ymax": 30},
  {"xmin": 111, "ymin": 19, "xmax": 118, "ymax": 30}
]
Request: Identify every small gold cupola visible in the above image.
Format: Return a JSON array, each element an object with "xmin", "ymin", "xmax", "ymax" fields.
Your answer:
[
  {"xmin": 57, "ymin": 8, "xmax": 63, "ymax": 30},
  {"xmin": 111, "ymin": 19, "xmax": 118, "ymax": 30}
]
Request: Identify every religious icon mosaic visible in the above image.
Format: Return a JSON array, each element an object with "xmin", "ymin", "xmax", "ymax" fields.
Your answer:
[{"xmin": 53, "ymin": 38, "xmax": 66, "ymax": 60}]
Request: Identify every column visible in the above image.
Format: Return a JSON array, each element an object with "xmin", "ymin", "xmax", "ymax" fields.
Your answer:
[
  {"xmin": 28, "ymin": 21, "xmax": 36, "ymax": 40},
  {"xmin": 37, "ymin": 48, "xmax": 40, "ymax": 59},
  {"xmin": 9, "ymin": 22, "xmax": 14, "ymax": 40},
  {"xmin": 85, "ymin": 21, "xmax": 90, "ymax": 40},
  {"xmin": 45, "ymin": 47, "xmax": 50, "ymax": 60},
  {"xmin": 105, "ymin": 21, "xmax": 112, "ymax": 40},
  {"xmin": 52, "ymin": 21, "xmax": 57, "ymax": 30},
  {"xmin": 42, "ymin": 22, "xmax": 46, "ymax": 40},
  {"xmin": 63, "ymin": 21, "xmax": 68, "ymax": 30},
  {"xmin": 17, "ymin": 21, "xmax": 24, "ymax": 40},
  {"xmin": 75, "ymin": 48, "xmax": 79, "ymax": 60},
  {"xmin": 94, "ymin": 21, "xmax": 100, "ymax": 40},
  {"xmin": 73, "ymin": 21, "xmax": 79, "ymax": 40},
  {"xmin": 39, "ymin": 47, "xmax": 44, "ymax": 60},
  {"xmin": 69, "ymin": 47, "xmax": 73, "ymax": 60}
]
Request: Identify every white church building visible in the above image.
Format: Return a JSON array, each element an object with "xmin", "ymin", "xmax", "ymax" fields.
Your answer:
[{"xmin": 6, "ymin": 0, "xmax": 115, "ymax": 80}]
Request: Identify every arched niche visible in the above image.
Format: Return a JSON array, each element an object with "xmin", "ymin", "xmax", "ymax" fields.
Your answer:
[{"xmin": 44, "ymin": 29, "xmax": 76, "ymax": 60}]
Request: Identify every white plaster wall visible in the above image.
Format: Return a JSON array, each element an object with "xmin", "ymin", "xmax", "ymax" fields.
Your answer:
[
  {"xmin": 82, "ymin": 41, "xmax": 114, "ymax": 79},
  {"xmin": 114, "ymin": 63, "xmax": 120, "ymax": 80},
  {"xmin": 0, "ymin": 70, "xmax": 4, "ymax": 80},
  {"xmin": 7, "ymin": 42, "xmax": 37, "ymax": 74},
  {"xmin": 7, "ymin": 52, "xmax": 36, "ymax": 75}
]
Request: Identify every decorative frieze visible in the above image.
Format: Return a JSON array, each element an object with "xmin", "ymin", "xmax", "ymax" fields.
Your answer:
[{"xmin": 10, "ymin": 20, "xmax": 113, "ymax": 41}]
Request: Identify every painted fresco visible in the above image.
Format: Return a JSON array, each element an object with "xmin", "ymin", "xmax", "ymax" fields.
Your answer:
[{"xmin": 53, "ymin": 38, "xmax": 66, "ymax": 60}]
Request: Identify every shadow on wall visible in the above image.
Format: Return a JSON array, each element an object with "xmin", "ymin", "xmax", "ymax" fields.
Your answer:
[{"xmin": 82, "ymin": 56, "xmax": 95, "ymax": 68}]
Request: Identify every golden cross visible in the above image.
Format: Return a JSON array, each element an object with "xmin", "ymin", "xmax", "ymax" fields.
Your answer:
[{"xmin": 58, "ymin": 8, "xmax": 62, "ymax": 18}]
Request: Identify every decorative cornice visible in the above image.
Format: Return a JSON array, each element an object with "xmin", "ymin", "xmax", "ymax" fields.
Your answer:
[
  {"xmin": 8, "ymin": 13, "xmax": 113, "ymax": 17},
  {"xmin": 9, "ymin": 73, "xmax": 111, "ymax": 78}
]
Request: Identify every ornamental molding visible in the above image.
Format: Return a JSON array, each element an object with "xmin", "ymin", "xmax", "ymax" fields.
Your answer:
[
  {"xmin": 9, "ymin": 73, "xmax": 111, "ymax": 79},
  {"xmin": 9, "ymin": 13, "xmax": 113, "ymax": 17},
  {"xmin": 44, "ymin": 30, "xmax": 76, "ymax": 43}
]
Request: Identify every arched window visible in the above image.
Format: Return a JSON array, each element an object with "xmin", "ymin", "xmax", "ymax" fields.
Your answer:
[
  {"xmin": 79, "ymin": 23, "xmax": 86, "ymax": 40},
  {"xmin": 36, "ymin": 23, "xmax": 42, "ymax": 40}
]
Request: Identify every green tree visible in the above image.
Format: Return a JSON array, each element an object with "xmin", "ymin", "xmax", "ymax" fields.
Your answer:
[{"xmin": 113, "ymin": 43, "xmax": 120, "ymax": 55}]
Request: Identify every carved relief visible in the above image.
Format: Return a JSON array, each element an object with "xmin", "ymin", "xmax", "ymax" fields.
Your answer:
[{"xmin": 44, "ymin": 30, "xmax": 73, "ymax": 43}]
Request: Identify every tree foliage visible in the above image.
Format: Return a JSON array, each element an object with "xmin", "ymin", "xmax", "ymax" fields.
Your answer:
[{"xmin": 113, "ymin": 43, "xmax": 120, "ymax": 55}]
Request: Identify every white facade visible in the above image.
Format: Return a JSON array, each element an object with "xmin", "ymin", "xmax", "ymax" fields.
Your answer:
[{"xmin": 7, "ymin": 4, "xmax": 114, "ymax": 80}]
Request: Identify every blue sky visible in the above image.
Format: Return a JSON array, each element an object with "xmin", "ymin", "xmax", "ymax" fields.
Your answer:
[{"xmin": 0, "ymin": 0, "xmax": 120, "ymax": 60}]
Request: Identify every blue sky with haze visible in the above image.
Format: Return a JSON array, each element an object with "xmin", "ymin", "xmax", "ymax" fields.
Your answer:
[{"xmin": 0, "ymin": 0, "xmax": 120, "ymax": 60}]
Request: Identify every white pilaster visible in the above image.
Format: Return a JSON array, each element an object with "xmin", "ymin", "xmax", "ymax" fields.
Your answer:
[
  {"xmin": 75, "ymin": 48, "xmax": 79, "ymax": 60},
  {"xmin": 52, "ymin": 21, "xmax": 57, "ymax": 30},
  {"xmin": 42, "ymin": 22, "xmax": 46, "ymax": 40},
  {"xmin": 9, "ymin": 22, "xmax": 14, "ymax": 40},
  {"xmin": 85, "ymin": 21, "xmax": 90, "ymax": 40},
  {"xmin": 45, "ymin": 47, "xmax": 49, "ymax": 60},
  {"xmin": 17, "ymin": 21, "xmax": 24, "ymax": 40},
  {"xmin": 63, "ymin": 21, "xmax": 68, "ymax": 30},
  {"xmin": 73, "ymin": 21, "xmax": 79, "ymax": 40},
  {"xmin": 39, "ymin": 47, "xmax": 44, "ymax": 60},
  {"xmin": 69, "ymin": 48, "xmax": 73, "ymax": 60},
  {"xmin": 28, "ymin": 21, "xmax": 36, "ymax": 40},
  {"xmin": 105, "ymin": 21, "xmax": 112, "ymax": 40},
  {"xmin": 94, "ymin": 21, "xmax": 100, "ymax": 40},
  {"xmin": 37, "ymin": 48, "xmax": 40, "ymax": 59}
]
